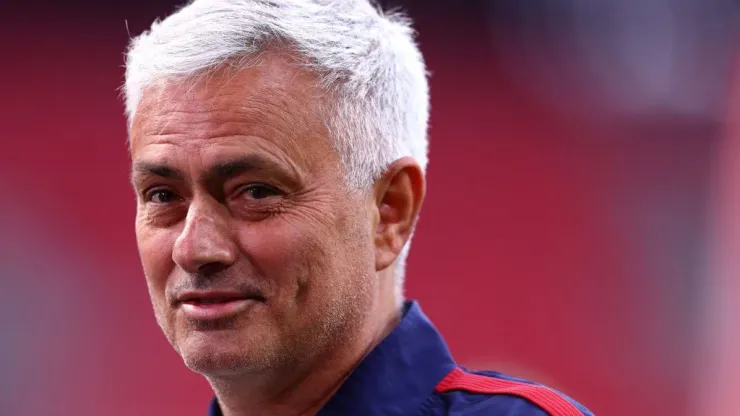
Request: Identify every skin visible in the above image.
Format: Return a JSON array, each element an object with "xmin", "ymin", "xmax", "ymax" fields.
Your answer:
[{"xmin": 129, "ymin": 51, "xmax": 425, "ymax": 416}]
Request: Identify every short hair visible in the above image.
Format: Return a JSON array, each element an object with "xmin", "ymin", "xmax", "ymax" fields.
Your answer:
[{"xmin": 123, "ymin": 0, "xmax": 430, "ymax": 301}]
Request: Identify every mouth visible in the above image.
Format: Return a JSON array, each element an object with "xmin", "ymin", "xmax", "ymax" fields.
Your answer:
[{"xmin": 176, "ymin": 292, "xmax": 265, "ymax": 322}]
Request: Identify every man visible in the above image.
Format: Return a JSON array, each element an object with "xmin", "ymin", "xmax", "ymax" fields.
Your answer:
[{"xmin": 124, "ymin": 1, "xmax": 594, "ymax": 415}]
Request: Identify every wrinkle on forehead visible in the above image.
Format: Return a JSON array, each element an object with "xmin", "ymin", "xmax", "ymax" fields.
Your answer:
[
  {"xmin": 129, "ymin": 52, "xmax": 339, "ymax": 177},
  {"xmin": 134, "ymin": 79, "xmax": 319, "ymax": 137}
]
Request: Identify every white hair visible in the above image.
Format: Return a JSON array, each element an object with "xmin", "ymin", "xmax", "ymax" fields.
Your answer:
[{"xmin": 123, "ymin": 0, "xmax": 430, "ymax": 302}]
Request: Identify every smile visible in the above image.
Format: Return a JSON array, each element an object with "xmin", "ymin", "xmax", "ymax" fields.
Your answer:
[
  {"xmin": 177, "ymin": 292, "xmax": 264, "ymax": 321},
  {"xmin": 180, "ymin": 298, "xmax": 260, "ymax": 321}
]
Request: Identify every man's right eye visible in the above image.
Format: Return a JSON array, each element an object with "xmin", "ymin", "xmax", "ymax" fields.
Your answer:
[{"xmin": 145, "ymin": 189, "xmax": 180, "ymax": 204}]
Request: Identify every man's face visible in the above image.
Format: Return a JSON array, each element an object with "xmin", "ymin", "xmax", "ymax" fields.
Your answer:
[{"xmin": 130, "ymin": 54, "xmax": 378, "ymax": 376}]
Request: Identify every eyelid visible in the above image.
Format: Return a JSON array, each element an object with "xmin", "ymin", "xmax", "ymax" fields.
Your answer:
[
  {"xmin": 232, "ymin": 182, "xmax": 282, "ymax": 194},
  {"xmin": 143, "ymin": 186, "xmax": 177, "ymax": 202},
  {"xmin": 247, "ymin": 183, "xmax": 280, "ymax": 191},
  {"xmin": 142, "ymin": 185, "xmax": 161, "ymax": 199}
]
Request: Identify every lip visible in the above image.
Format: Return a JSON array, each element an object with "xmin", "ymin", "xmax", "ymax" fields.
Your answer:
[
  {"xmin": 180, "ymin": 298, "xmax": 257, "ymax": 321},
  {"xmin": 176, "ymin": 291, "xmax": 264, "ymax": 321}
]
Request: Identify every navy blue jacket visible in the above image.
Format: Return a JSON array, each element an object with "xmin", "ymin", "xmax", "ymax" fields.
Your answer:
[{"xmin": 208, "ymin": 301, "xmax": 594, "ymax": 415}]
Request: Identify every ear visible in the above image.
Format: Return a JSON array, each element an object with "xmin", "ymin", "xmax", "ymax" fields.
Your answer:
[{"xmin": 372, "ymin": 157, "xmax": 426, "ymax": 272}]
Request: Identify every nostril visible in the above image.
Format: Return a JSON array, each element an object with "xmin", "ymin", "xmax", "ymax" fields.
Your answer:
[{"xmin": 197, "ymin": 262, "xmax": 231, "ymax": 277}]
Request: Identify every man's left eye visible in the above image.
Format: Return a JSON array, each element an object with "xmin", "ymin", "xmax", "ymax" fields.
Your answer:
[{"xmin": 242, "ymin": 184, "xmax": 281, "ymax": 200}]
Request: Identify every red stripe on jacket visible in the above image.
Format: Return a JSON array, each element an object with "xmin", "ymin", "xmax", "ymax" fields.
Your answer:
[{"xmin": 435, "ymin": 368, "xmax": 583, "ymax": 416}]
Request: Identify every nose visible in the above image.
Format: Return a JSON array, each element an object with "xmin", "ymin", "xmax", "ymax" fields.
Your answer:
[{"xmin": 172, "ymin": 199, "xmax": 237, "ymax": 274}]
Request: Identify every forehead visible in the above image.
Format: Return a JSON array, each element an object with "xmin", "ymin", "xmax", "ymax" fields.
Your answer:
[{"xmin": 129, "ymin": 53, "xmax": 334, "ymax": 171}]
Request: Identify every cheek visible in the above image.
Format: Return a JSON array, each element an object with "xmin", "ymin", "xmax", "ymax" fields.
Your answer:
[
  {"xmin": 238, "ymin": 206, "xmax": 374, "ymax": 293},
  {"xmin": 239, "ymin": 220, "xmax": 329, "ymax": 286},
  {"xmin": 135, "ymin": 221, "xmax": 176, "ymax": 295}
]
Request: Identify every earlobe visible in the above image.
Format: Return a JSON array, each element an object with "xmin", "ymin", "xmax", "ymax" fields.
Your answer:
[{"xmin": 373, "ymin": 157, "xmax": 425, "ymax": 271}]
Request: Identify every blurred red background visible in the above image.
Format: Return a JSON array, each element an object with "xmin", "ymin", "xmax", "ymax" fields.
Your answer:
[{"xmin": 1, "ymin": 1, "xmax": 738, "ymax": 415}]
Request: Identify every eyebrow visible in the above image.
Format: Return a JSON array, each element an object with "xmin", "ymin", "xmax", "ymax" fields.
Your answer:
[
  {"xmin": 131, "ymin": 163, "xmax": 184, "ymax": 182},
  {"xmin": 205, "ymin": 156, "xmax": 276, "ymax": 183},
  {"xmin": 131, "ymin": 155, "xmax": 290, "ymax": 187}
]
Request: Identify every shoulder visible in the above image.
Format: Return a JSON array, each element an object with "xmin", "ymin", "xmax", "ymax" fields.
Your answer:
[{"xmin": 427, "ymin": 367, "xmax": 594, "ymax": 416}]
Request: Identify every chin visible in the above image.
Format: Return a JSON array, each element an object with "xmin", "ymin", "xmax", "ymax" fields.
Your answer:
[
  {"xmin": 183, "ymin": 351, "xmax": 254, "ymax": 377},
  {"xmin": 176, "ymin": 328, "xmax": 275, "ymax": 376}
]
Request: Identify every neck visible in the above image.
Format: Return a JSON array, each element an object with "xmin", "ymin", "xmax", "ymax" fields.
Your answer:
[{"xmin": 210, "ymin": 288, "xmax": 402, "ymax": 416}]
